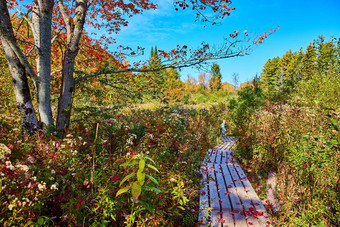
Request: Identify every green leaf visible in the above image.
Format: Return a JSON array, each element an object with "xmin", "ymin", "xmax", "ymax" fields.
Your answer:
[
  {"xmin": 139, "ymin": 159, "xmax": 146, "ymax": 172},
  {"xmin": 178, "ymin": 206, "xmax": 185, "ymax": 210},
  {"xmin": 146, "ymin": 164, "xmax": 159, "ymax": 173},
  {"xmin": 131, "ymin": 182, "xmax": 142, "ymax": 201},
  {"xmin": 331, "ymin": 119, "xmax": 338, "ymax": 126},
  {"xmin": 143, "ymin": 186, "xmax": 161, "ymax": 193},
  {"xmin": 116, "ymin": 185, "xmax": 131, "ymax": 197},
  {"xmin": 330, "ymin": 139, "xmax": 338, "ymax": 145},
  {"xmin": 119, "ymin": 173, "xmax": 136, "ymax": 186},
  {"xmin": 145, "ymin": 156, "xmax": 156, "ymax": 164},
  {"xmin": 146, "ymin": 174, "xmax": 159, "ymax": 185},
  {"xmin": 121, "ymin": 160, "xmax": 138, "ymax": 167},
  {"xmin": 137, "ymin": 171, "xmax": 145, "ymax": 186}
]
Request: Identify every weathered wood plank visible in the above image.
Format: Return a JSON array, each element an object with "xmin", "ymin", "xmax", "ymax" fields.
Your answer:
[
  {"xmin": 211, "ymin": 209, "xmax": 222, "ymax": 227},
  {"xmin": 220, "ymin": 163, "xmax": 248, "ymax": 227},
  {"xmin": 211, "ymin": 149, "xmax": 218, "ymax": 164},
  {"xmin": 228, "ymin": 163, "xmax": 261, "ymax": 226},
  {"xmin": 221, "ymin": 209, "xmax": 235, "ymax": 227},
  {"xmin": 209, "ymin": 166, "xmax": 221, "ymax": 209},
  {"xmin": 215, "ymin": 164, "xmax": 232, "ymax": 210},
  {"xmin": 234, "ymin": 164, "xmax": 271, "ymax": 226}
]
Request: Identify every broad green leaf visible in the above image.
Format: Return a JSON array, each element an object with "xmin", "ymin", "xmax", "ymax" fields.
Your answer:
[
  {"xmin": 116, "ymin": 186, "xmax": 131, "ymax": 197},
  {"xmin": 131, "ymin": 182, "xmax": 142, "ymax": 201},
  {"xmin": 146, "ymin": 164, "xmax": 159, "ymax": 173},
  {"xmin": 139, "ymin": 159, "xmax": 145, "ymax": 172},
  {"xmin": 119, "ymin": 173, "xmax": 136, "ymax": 186},
  {"xmin": 146, "ymin": 174, "xmax": 159, "ymax": 185},
  {"xmin": 137, "ymin": 170, "xmax": 145, "ymax": 186},
  {"xmin": 121, "ymin": 160, "xmax": 138, "ymax": 167}
]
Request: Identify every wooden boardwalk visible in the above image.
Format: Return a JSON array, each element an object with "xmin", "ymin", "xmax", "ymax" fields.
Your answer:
[{"xmin": 198, "ymin": 136, "xmax": 271, "ymax": 227}]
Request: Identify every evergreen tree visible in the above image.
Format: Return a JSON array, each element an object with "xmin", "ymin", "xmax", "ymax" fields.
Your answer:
[
  {"xmin": 302, "ymin": 43, "xmax": 317, "ymax": 79},
  {"xmin": 260, "ymin": 57, "xmax": 280, "ymax": 94},
  {"xmin": 148, "ymin": 46, "xmax": 166, "ymax": 99},
  {"xmin": 316, "ymin": 36, "xmax": 338, "ymax": 73}
]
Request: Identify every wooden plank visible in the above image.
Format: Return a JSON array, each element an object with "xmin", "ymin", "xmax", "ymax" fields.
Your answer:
[
  {"xmin": 210, "ymin": 150, "xmax": 217, "ymax": 163},
  {"xmin": 220, "ymin": 163, "xmax": 248, "ymax": 227},
  {"xmin": 221, "ymin": 210, "xmax": 235, "ymax": 227},
  {"xmin": 209, "ymin": 165, "xmax": 220, "ymax": 209},
  {"xmin": 211, "ymin": 209, "xmax": 222, "ymax": 227},
  {"xmin": 199, "ymin": 164, "xmax": 210, "ymax": 225},
  {"xmin": 215, "ymin": 164, "xmax": 232, "ymax": 210},
  {"xmin": 234, "ymin": 165, "xmax": 271, "ymax": 226},
  {"xmin": 227, "ymin": 163, "xmax": 261, "ymax": 226}
]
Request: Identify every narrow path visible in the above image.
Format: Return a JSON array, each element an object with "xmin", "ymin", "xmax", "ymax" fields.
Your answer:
[{"xmin": 198, "ymin": 136, "xmax": 271, "ymax": 227}]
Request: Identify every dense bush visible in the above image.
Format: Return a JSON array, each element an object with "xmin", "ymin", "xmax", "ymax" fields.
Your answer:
[
  {"xmin": 229, "ymin": 36, "xmax": 340, "ymax": 225},
  {"xmin": 0, "ymin": 104, "xmax": 227, "ymax": 226}
]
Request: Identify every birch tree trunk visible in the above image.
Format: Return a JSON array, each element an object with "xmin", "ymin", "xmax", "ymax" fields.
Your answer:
[
  {"xmin": 0, "ymin": 2, "xmax": 38, "ymax": 133},
  {"xmin": 56, "ymin": 0, "xmax": 87, "ymax": 131},
  {"xmin": 32, "ymin": 0, "xmax": 54, "ymax": 126}
]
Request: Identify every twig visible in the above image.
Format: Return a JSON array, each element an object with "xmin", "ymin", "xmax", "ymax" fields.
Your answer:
[{"xmin": 91, "ymin": 123, "xmax": 100, "ymax": 193}]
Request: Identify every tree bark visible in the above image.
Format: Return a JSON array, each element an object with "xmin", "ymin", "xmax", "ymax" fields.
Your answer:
[
  {"xmin": 0, "ymin": 0, "xmax": 38, "ymax": 133},
  {"xmin": 56, "ymin": 0, "xmax": 88, "ymax": 132},
  {"xmin": 32, "ymin": 0, "xmax": 54, "ymax": 126}
]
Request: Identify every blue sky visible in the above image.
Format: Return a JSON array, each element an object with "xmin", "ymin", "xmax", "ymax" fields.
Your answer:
[{"xmin": 113, "ymin": 0, "xmax": 340, "ymax": 84}]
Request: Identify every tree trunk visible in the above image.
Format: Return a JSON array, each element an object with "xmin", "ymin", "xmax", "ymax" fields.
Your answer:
[
  {"xmin": 56, "ymin": 48, "xmax": 77, "ymax": 131},
  {"xmin": 0, "ymin": 0, "xmax": 38, "ymax": 133},
  {"xmin": 56, "ymin": 0, "xmax": 88, "ymax": 132},
  {"xmin": 32, "ymin": 0, "xmax": 54, "ymax": 126}
]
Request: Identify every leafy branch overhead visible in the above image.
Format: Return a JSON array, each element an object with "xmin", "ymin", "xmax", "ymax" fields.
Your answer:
[
  {"xmin": 76, "ymin": 29, "xmax": 278, "ymax": 83},
  {"xmin": 1, "ymin": 0, "xmax": 276, "ymax": 134}
]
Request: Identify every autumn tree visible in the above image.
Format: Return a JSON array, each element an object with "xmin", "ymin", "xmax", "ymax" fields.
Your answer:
[
  {"xmin": 209, "ymin": 63, "xmax": 222, "ymax": 91},
  {"xmin": 0, "ymin": 0, "xmax": 275, "ymax": 134}
]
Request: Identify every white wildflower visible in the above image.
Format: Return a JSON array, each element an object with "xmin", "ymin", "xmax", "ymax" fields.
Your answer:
[
  {"xmin": 38, "ymin": 182, "xmax": 46, "ymax": 191},
  {"xmin": 51, "ymin": 183, "xmax": 58, "ymax": 190},
  {"xmin": 15, "ymin": 164, "xmax": 29, "ymax": 172}
]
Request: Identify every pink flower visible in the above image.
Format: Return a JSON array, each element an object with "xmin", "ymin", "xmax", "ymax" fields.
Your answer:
[
  {"xmin": 27, "ymin": 156, "xmax": 34, "ymax": 163},
  {"xmin": 155, "ymin": 125, "xmax": 160, "ymax": 129}
]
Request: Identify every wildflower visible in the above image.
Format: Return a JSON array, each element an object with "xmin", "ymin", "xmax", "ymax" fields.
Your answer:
[
  {"xmin": 27, "ymin": 156, "xmax": 34, "ymax": 163},
  {"xmin": 51, "ymin": 183, "xmax": 58, "ymax": 190},
  {"xmin": 38, "ymin": 182, "xmax": 46, "ymax": 191},
  {"xmin": 15, "ymin": 164, "xmax": 29, "ymax": 172},
  {"xmin": 110, "ymin": 176, "xmax": 120, "ymax": 182},
  {"xmin": 170, "ymin": 177, "xmax": 175, "ymax": 182},
  {"xmin": 5, "ymin": 161, "xmax": 15, "ymax": 170}
]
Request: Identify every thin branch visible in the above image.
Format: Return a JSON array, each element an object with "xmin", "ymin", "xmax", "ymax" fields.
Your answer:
[
  {"xmin": 51, "ymin": 69, "xmax": 62, "ymax": 76},
  {"xmin": 10, "ymin": 4, "xmax": 37, "ymax": 38},
  {"xmin": 16, "ymin": 37, "xmax": 39, "ymax": 50},
  {"xmin": 51, "ymin": 31, "xmax": 63, "ymax": 45}
]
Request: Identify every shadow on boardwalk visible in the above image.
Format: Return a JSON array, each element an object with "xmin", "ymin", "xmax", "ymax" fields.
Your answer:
[{"xmin": 198, "ymin": 136, "xmax": 271, "ymax": 227}]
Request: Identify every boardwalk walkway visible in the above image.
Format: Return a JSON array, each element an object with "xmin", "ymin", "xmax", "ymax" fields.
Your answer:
[{"xmin": 198, "ymin": 136, "xmax": 271, "ymax": 227}]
